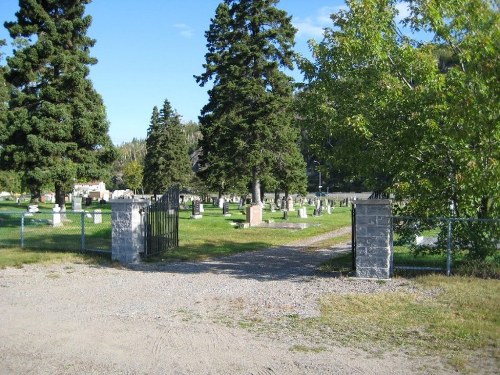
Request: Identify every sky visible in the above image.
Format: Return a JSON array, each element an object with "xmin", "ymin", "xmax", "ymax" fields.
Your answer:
[{"xmin": 0, "ymin": 0, "xmax": 348, "ymax": 145}]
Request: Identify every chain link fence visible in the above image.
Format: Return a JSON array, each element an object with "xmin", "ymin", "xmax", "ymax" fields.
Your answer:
[
  {"xmin": 0, "ymin": 210, "xmax": 111, "ymax": 254},
  {"xmin": 392, "ymin": 216, "xmax": 499, "ymax": 275}
]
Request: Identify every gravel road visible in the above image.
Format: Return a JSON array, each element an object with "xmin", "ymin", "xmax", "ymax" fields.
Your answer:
[{"xmin": 0, "ymin": 228, "xmax": 454, "ymax": 374}]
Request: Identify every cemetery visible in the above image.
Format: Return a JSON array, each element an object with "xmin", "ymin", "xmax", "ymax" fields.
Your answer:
[{"xmin": 0, "ymin": 0, "xmax": 498, "ymax": 373}]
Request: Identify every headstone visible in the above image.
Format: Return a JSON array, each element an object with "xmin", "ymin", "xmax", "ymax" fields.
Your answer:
[
  {"xmin": 327, "ymin": 205, "xmax": 332, "ymax": 215},
  {"xmin": 199, "ymin": 203, "xmax": 204, "ymax": 213},
  {"xmin": 286, "ymin": 197, "xmax": 294, "ymax": 211},
  {"xmin": 28, "ymin": 204, "xmax": 39, "ymax": 213},
  {"xmin": 85, "ymin": 197, "xmax": 92, "ymax": 206},
  {"xmin": 218, "ymin": 197, "xmax": 225, "ymax": 209},
  {"xmin": 246, "ymin": 204, "xmax": 262, "ymax": 226},
  {"xmin": 297, "ymin": 207, "xmax": 307, "ymax": 218},
  {"xmin": 93, "ymin": 209, "xmax": 102, "ymax": 224},
  {"xmin": 52, "ymin": 204, "xmax": 62, "ymax": 227},
  {"xmin": 191, "ymin": 200, "xmax": 202, "ymax": 219},
  {"xmin": 223, "ymin": 202, "xmax": 231, "ymax": 216},
  {"xmin": 72, "ymin": 196, "xmax": 82, "ymax": 212}
]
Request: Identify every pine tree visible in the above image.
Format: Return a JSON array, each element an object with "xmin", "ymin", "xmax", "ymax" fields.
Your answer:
[
  {"xmin": 143, "ymin": 99, "xmax": 192, "ymax": 195},
  {"xmin": 195, "ymin": 0, "xmax": 306, "ymax": 204},
  {"xmin": 1, "ymin": 0, "xmax": 115, "ymax": 205}
]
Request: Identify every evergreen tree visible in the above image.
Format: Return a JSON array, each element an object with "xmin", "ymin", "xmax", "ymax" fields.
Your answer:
[
  {"xmin": 143, "ymin": 99, "xmax": 192, "ymax": 195},
  {"xmin": 195, "ymin": 0, "xmax": 306, "ymax": 204},
  {"xmin": 1, "ymin": 0, "xmax": 115, "ymax": 205}
]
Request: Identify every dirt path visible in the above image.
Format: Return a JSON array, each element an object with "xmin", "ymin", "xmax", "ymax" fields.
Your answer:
[{"xmin": 0, "ymin": 228, "xmax": 451, "ymax": 374}]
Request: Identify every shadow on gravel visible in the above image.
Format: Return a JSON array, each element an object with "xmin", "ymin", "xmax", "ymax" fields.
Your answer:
[{"xmin": 127, "ymin": 243, "xmax": 351, "ymax": 282}]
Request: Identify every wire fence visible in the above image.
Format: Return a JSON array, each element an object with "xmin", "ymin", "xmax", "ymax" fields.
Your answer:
[
  {"xmin": 392, "ymin": 216, "xmax": 499, "ymax": 275},
  {"xmin": 0, "ymin": 210, "xmax": 111, "ymax": 254}
]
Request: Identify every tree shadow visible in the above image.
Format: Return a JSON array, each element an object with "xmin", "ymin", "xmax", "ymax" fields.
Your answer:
[{"xmin": 129, "ymin": 241, "xmax": 351, "ymax": 282}]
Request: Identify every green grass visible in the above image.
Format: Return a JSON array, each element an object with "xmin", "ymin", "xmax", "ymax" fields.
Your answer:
[
  {"xmin": 0, "ymin": 210, "xmax": 112, "ymax": 251},
  {"xmin": 160, "ymin": 203, "xmax": 352, "ymax": 261},
  {"xmin": 253, "ymin": 275, "xmax": 499, "ymax": 373},
  {"xmin": 0, "ymin": 247, "xmax": 112, "ymax": 269},
  {"xmin": 0, "ymin": 201, "xmax": 351, "ymax": 266}
]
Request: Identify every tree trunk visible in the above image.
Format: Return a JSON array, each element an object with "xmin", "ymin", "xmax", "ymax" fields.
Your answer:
[
  {"xmin": 251, "ymin": 169, "xmax": 261, "ymax": 205},
  {"xmin": 30, "ymin": 189, "xmax": 41, "ymax": 203},
  {"xmin": 55, "ymin": 183, "xmax": 66, "ymax": 208}
]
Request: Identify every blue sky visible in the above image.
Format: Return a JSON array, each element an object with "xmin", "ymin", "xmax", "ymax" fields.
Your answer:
[{"xmin": 0, "ymin": 1, "xmax": 348, "ymax": 145}]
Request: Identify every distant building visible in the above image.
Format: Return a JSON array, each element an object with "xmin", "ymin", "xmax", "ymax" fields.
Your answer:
[{"xmin": 73, "ymin": 181, "xmax": 109, "ymax": 201}]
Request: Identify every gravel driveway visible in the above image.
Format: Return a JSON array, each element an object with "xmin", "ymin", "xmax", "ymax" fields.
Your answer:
[{"xmin": 0, "ymin": 227, "xmax": 450, "ymax": 374}]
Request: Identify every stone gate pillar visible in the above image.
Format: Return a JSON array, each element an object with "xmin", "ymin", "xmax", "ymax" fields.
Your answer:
[
  {"xmin": 355, "ymin": 200, "xmax": 393, "ymax": 279},
  {"xmin": 110, "ymin": 199, "xmax": 149, "ymax": 264}
]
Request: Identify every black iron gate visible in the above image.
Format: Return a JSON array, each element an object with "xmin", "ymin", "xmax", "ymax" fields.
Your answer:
[{"xmin": 144, "ymin": 185, "xmax": 180, "ymax": 257}]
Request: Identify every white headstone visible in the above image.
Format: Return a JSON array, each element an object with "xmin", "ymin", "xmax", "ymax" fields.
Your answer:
[
  {"xmin": 93, "ymin": 209, "xmax": 102, "ymax": 224},
  {"xmin": 52, "ymin": 204, "xmax": 62, "ymax": 227},
  {"xmin": 297, "ymin": 207, "xmax": 308, "ymax": 218},
  {"xmin": 72, "ymin": 196, "xmax": 82, "ymax": 212}
]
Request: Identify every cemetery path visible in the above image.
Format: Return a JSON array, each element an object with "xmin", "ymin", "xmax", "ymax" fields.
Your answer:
[{"xmin": 0, "ymin": 227, "xmax": 459, "ymax": 375}]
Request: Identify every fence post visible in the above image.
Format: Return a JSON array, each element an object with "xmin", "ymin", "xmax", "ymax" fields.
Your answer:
[
  {"xmin": 20, "ymin": 212, "xmax": 25, "ymax": 248},
  {"xmin": 446, "ymin": 220, "xmax": 452, "ymax": 276},
  {"xmin": 81, "ymin": 211, "xmax": 85, "ymax": 252}
]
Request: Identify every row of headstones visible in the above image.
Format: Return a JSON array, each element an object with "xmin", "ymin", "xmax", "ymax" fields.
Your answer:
[
  {"xmin": 191, "ymin": 199, "xmax": 335, "ymax": 220},
  {"xmin": 209, "ymin": 196, "xmax": 346, "ymax": 210},
  {"xmin": 191, "ymin": 200, "xmax": 232, "ymax": 219},
  {"xmin": 51, "ymin": 204, "xmax": 102, "ymax": 227}
]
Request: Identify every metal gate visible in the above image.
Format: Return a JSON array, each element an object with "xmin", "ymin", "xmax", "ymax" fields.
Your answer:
[{"xmin": 144, "ymin": 185, "xmax": 180, "ymax": 257}]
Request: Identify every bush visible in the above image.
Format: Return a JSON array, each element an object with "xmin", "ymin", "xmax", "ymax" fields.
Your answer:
[{"xmin": 454, "ymin": 255, "xmax": 500, "ymax": 279}]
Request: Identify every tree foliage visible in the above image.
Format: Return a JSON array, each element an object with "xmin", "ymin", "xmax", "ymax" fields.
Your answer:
[
  {"xmin": 123, "ymin": 160, "xmax": 143, "ymax": 194},
  {"xmin": 143, "ymin": 99, "xmax": 192, "ymax": 195},
  {"xmin": 196, "ymin": 0, "xmax": 306, "ymax": 203},
  {"xmin": 1, "ymin": 0, "xmax": 115, "ymax": 205},
  {"xmin": 299, "ymin": 0, "xmax": 499, "ymax": 258}
]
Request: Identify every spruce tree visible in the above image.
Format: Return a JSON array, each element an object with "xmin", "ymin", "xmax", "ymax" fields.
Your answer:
[
  {"xmin": 196, "ymin": 0, "xmax": 306, "ymax": 204},
  {"xmin": 1, "ymin": 0, "xmax": 115, "ymax": 205},
  {"xmin": 143, "ymin": 106, "xmax": 161, "ymax": 195},
  {"xmin": 143, "ymin": 99, "xmax": 192, "ymax": 196}
]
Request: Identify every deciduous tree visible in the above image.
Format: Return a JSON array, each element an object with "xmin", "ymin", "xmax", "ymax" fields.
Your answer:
[{"xmin": 299, "ymin": 0, "xmax": 499, "ymax": 258}]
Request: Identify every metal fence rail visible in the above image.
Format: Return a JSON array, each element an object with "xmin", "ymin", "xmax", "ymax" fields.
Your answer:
[
  {"xmin": 391, "ymin": 216, "xmax": 499, "ymax": 275},
  {"xmin": 0, "ymin": 211, "xmax": 111, "ymax": 254}
]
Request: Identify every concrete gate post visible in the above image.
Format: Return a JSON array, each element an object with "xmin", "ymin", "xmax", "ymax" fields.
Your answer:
[
  {"xmin": 355, "ymin": 200, "xmax": 393, "ymax": 279},
  {"xmin": 110, "ymin": 199, "xmax": 149, "ymax": 264}
]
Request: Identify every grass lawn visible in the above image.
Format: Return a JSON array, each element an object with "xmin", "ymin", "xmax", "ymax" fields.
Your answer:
[
  {"xmin": 315, "ymin": 275, "xmax": 499, "ymax": 373},
  {"xmin": 163, "ymin": 203, "xmax": 352, "ymax": 261}
]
